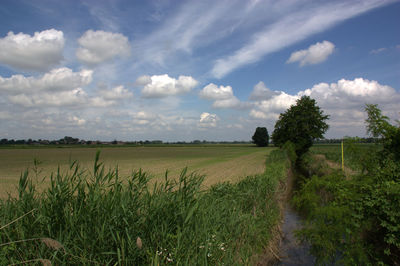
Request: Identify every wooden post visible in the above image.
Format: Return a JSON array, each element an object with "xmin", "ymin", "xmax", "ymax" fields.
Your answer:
[{"xmin": 341, "ymin": 140, "xmax": 344, "ymax": 172}]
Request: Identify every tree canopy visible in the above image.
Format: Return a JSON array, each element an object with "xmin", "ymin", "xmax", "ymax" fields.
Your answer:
[
  {"xmin": 252, "ymin": 127, "xmax": 269, "ymax": 147},
  {"xmin": 272, "ymin": 96, "xmax": 329, "ymax": 156}
]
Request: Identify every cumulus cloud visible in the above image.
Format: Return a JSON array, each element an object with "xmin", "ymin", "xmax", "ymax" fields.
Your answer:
[
  {"xmin": 198, "ymin": 112, "xmax": 219, "ymax": 128},
  {"xmin": 287, "ymin": 40, "xmax": 335, "ymax": 66},
  {"xmin": 0, "ymin": 29, "xmax": 65, "ymax": 71},
  {"xmin": 199, "ymin": 83, "xmax": 248, "ymax": 109},
  {"xmin": 199, "ymin": 83, "xmax": 234, "ymax": 100},
  {"xmin": 249, "ymin": 81, "xmax": 279, "ymax": 101},
  {"xmin": 299, "ymin": 78, "xmax": 398, "ymax": 108},
  {"xmin": 0, "ymin": 68, "xmax": 130, "ymax": 108},
  {"xmin": 90, "ymin": 86, "xmax": 133, "ymax": 107},
  {"xmin": 98, "ymin": 85, "xmax": 133, "ymax": 100},
  {"xmin": 139, "ymin": 74, "xmax": 198, "ymax": 98},
  {"xmin": 8, "ymin": 88, "xmax": 87, "ymax": 107},
  {"xmin": 76, "ymin": 30, "xmax": 131, "ymax": 65},
  {"xmin": 249, "ymin": 78, "xmax": 400, "ymax": 137},
  {"xmin": 0, "ymin": 68, "xmax": 93, "ymax": 94},
  {"xmin": 249, "ymin": 92, "xmax": 299, "ymax": 120}
]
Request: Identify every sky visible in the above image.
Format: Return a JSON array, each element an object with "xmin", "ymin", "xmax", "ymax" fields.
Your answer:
[{"xmin": 0, "ymin": 0, "xmax": 399, "ymax": 142}]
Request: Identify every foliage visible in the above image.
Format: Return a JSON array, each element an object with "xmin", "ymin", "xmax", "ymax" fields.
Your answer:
[
  {"xmin": 292, "ymin": 104, "xmax": 400, "ymax": 265},
  {"xmin": 365, "ymin": 104, "xmax": 400, "ymax": 160},
  {"xmin": 252, "ymin": 127, "xmax": 269, "ymax": 147},
  {"xmin": 272, "ymin": 96, "xmax": 329, "ymax": 157},
  {"xmin": 0, "ymin": 149, "xmax": 289, "ymax": 264}
]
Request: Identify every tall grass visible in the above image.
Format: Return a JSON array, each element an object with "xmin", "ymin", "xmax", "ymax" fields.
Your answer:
[{"xmin": 0, "ymin": 149, "xmax": 289, "ymax": 265}]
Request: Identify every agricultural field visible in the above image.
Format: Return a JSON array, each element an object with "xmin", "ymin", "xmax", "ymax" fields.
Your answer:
[{"xmin": 0, "ymin": 145, "xmax": 270, "ymax": 197}]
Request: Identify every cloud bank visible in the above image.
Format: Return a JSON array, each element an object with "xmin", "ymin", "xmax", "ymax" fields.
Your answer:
[{"xmin": 249, "ymin": 78, "xmax": 400, "ymax": 137}]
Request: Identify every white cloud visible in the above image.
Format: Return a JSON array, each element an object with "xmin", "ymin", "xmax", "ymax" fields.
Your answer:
[
  {"xmin": 199, "ymin": 83, "xmax": 234, "ymax": 100},
  {"xmin": 0, "ymin": 67, "xmax": 93, "ymax": 94},
  {"xmin": 369, "ymin": 47, "xmax": 387, "ymax": 54},
  {"xmin": 0, "ymin": 29, "xmax": 64, "ymax": 71},
  {"xmin": 139, "ymin": 74, "xmax": 198, "ymax": 98},
  {"xmin": 211, "ymin": 1, "xmax": 391, "ymax": 78},
  {"xmin": 76, "ymin": 30, "xmax": 131, "ymax": 65},
  {"xmin": 250, "ymin": 92, "xmax": 299, "ymax": 120},
  {"xmin": 69, "ymin": 116, "xmax": 86, "ymax": 126},
  {"xmin": 135, "ymin": 75, "xmax": 152, "ymax": 86},
  {"xmin": 98, "ymin": 85, "xmax": 133, "ymax": 100},
  {"xmin": 287, "ymin": 40, "xmax": 335, "ymax": 66},
  {"xmin": 200, "ymin": 83, "xmax": 248, "ymax": 109},
  {"xmin": 0, "ymin": 68, "xmax": 131, "ymax": 108},
  {"xmin": 249, "ymin": 78, "xmax": 400, "ymax": 138},
  {"xmin": 8, "ymin": 88, "xmax": 87, "ymax": 107},
  {"xmin": 249, "ymin": 81, "xmax": 279, "ymax": 101},
  {"xmin": 198, "ymin": 112, "xmax": 219, "ymax": 128},
  {"xmin": 213, "ymin": 97, "xmax": 242, "ymax": 109},
  {"xmin": 299, "ymin": 78, "xmax": 399, "ymax": 108}
]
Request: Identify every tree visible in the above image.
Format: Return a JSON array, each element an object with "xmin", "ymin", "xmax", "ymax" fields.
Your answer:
[
  {"xmin": 365, "ymin": 104, "xmax": 400, "ymax": 160},
  {"xmin": 252, "ymin": 127, "xmax": 269, "ymax": 147},
  {"xmin": 272, "ymin": 96, "xmax": 329, "ymax": 156}
]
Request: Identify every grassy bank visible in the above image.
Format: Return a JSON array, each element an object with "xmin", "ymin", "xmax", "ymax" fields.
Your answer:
[
  {"xmin": 311, "ymin": 143, "xmax": 381, "ymax": 171},
  {"xmin": 292, "ymin": 144, "xmax": 400, "ymax": 265},
  {"xmin": 0, "ymin": 149, "xmax": 289, "ymax": 265}
]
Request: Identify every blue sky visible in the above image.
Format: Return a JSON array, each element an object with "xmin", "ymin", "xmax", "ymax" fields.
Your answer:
[{"xmin": 0, "ymin": 0, "xmax": 399, "ymax": 141}]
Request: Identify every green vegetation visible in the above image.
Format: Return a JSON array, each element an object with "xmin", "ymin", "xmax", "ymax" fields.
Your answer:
[
  {"xmin": 252, "ymin": 127, "xmax": 269, "ymax": 147},
  {"xmin": 0, "ymin": 149, "xmax": 289, "ymax": 264},
  {"xmin": 291, "ymin": 104, "xmax": 400, "ymax": 265},
  {"xmin": 311, "ymin": 142, "xmax": 382, "ymax": 171},
  {"xmin": 272, "ymin": 96, "xmax": 329, "ymax": 157}
]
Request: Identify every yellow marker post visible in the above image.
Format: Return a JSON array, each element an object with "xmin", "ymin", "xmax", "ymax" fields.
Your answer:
[{"xmin": 341, "ymin": 140, "xmax": 344, "ymax": 172}]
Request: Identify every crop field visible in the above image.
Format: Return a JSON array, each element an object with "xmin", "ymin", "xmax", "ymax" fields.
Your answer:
[{"xmin": 0, "ymin": 145, "xmax": 271, "ymax": 197}]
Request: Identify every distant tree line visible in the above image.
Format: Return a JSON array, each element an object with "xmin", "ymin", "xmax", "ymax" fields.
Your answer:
[
  {"xmin": 313, "ymin": 137, "xmax": 380, "ymax": 144},
  {"xmin": 0, "ymin": 136, "xmax": 252, "ymax": 146}
]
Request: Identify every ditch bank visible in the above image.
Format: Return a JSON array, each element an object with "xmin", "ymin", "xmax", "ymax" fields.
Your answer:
[{"xmin": 257, "ymin": 156, "xmax": 317, "ymax": 265}]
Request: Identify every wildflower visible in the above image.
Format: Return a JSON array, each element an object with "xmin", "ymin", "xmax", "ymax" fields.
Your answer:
[
  {"xmin": 207, "ymin": 253, "xmax": 212, "ymax": 257},
  {"xmin": 199, "ymin": 245, "xmax": 205, "ymax": 249}
]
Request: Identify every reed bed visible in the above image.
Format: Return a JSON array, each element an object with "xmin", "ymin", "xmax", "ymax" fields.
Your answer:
[{"xmin": 0, "ymin": 150, "xmax": 289, "ymax": 265}]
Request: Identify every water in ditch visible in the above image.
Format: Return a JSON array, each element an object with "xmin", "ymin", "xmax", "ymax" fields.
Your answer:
[{"xmin": 276, "ymin": 207, "xmax": 316, "ymax": 265}]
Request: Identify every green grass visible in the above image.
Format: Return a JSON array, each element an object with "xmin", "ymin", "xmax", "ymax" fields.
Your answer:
[
  {"xmin": 0, "ymin": 149, "xmax": 289, "ymax": 265},
  {"xmin": 0, "ymin": 146, "xmax": 271, "ymax": 197},
  {"xmin": 310, "ymin": 143, "xmax": 381, "ymax": 171}
]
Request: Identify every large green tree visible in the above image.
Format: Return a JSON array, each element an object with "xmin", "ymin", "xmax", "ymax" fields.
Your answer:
[
  {"xmin": 272, "ymin": 96, "xmax": 329, "ymax": 156},
  {"xmin": 252, "ymin": 127, "xmax": 269, "ymax": 147}
]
